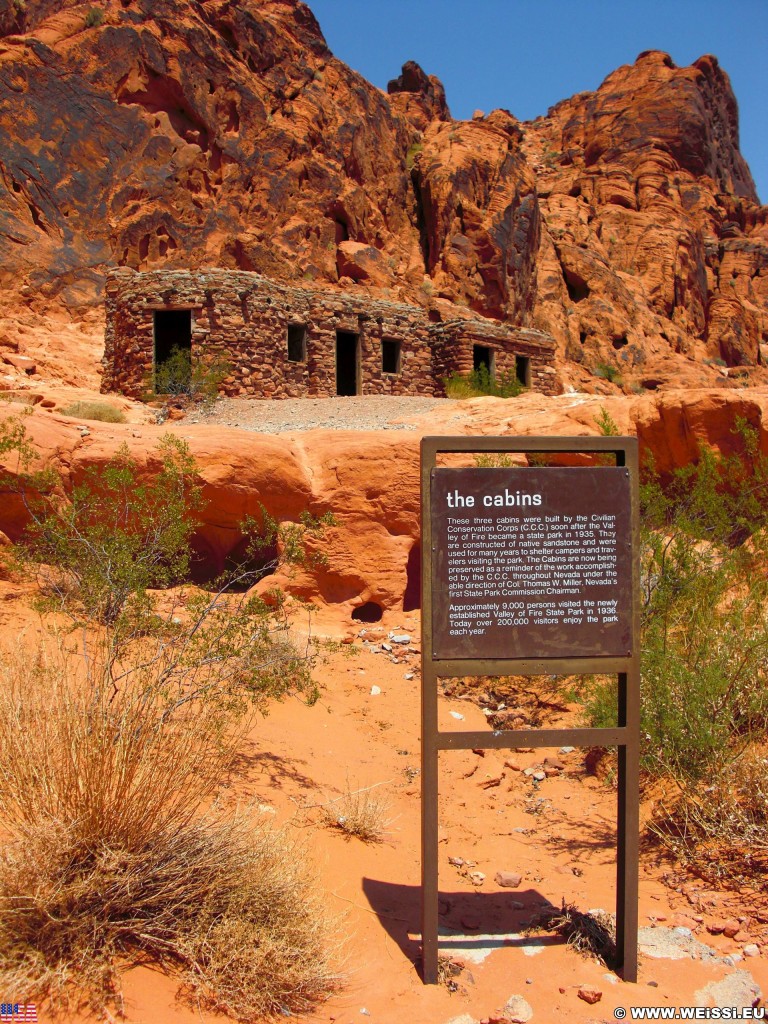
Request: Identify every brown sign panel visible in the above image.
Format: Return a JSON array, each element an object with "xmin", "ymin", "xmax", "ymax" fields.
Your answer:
[{"xmin": 431, "ymin": 466, "xmax": 632, "ymax": 660}]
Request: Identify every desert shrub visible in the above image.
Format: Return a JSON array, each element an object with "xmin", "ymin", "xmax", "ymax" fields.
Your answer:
[
  {"xmin": 84, "ymin": 6, "xmax": 104, "ymax": 27},
  {"xmin": 0, "ymin": 419, "xmax": 340, "ymax": 1013},
  {"xmin": 649, "ymin": 749, "xmax": 768, "ymax": 885},
  {"xmin": 444, "ymin": 364, "xmax": 525, "ymax": 399},
  {"xmin": 584, "ymin": 421, "xmax": 768, "ymax": 784},
  {"xmin": 322, "ymin": 781, "xmax": 392, "ymax": 843},
  {"xmin": 580, "ymin": 421, "xmax": 768, "ymax": 880},
  {"xmin": 152, "ymin": 346, "xmax": 229, "ymax": 407},
  {"xmin": 593, "ymin": 361, "xmax": 621, "ymax": 385},
  {"xmin": 0, "ymin": 648, "xmax": 338, "ymax": 1017},
  {"xmin": 59, "ymin": 399, "xmax": 126, "ymax": 423},
  {"xmin": 405, "ymin": 140, "xmax": 424, "ymax": 170},
  {"xmin": 19, "ymin": 434, "xmax": 203, "ymax": 624}
]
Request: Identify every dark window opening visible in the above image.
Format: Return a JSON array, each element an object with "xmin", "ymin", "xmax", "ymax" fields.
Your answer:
[
  {"xmin": 287, "ymin": 323, "xmax": 307, "ymax": 363},
  {"xmin": 473, "ymin": 344, "xmax": 494, "ymax": 376},
  {"xmin": 336, "ymin": 330, "xmax": 360, "ymax": 396},
  {"xmin": 612, "ymin": 335, "xmax": 629, "ymax": 350},
  {"xmin": 381, "ymin": 338, "xmax": 401, "ymax": 375},
  {"xmin": 154, "ymin": 309, "xmax": 192, "ymax": 393},
  {"xmin": 334, "ymin": 218, "xmax": 349, "ymax": 243},
  {"xmin": 352, "ymin": 601, "xmax": 383, "ymax": 623},
  {"xmin": 515, "ymin": 355, "xmax": 531, "ymax": 387}
]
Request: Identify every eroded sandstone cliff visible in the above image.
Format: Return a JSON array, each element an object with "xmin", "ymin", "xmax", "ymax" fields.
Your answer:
[{"xmin": 0, "ymin": 0, "xmax": 766, "ymax": 391}]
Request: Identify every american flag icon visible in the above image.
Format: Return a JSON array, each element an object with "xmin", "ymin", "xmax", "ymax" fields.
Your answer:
[{"xmin": 0, "ymin": 1006, "xmax": 37, "ymax": 1022}]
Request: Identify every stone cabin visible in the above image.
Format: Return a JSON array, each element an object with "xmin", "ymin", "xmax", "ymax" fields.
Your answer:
[{"xmin": 102, "ymin": 268, "xmax": 558, "ymax": 399}]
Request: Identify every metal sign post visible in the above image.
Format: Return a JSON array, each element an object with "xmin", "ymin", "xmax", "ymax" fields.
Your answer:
[{"xmin": 420, "ymin": 435, "xmax": 640, "ymax": 984}]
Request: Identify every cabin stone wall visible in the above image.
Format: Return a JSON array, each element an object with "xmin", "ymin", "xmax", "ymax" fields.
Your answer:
[{"xmin": 103, "ymin": 268, "xmax": 558, "ymax": 399}]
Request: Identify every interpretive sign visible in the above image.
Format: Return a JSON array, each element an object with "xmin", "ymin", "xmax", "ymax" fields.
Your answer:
[
  {"xmin": 431, "ymin": 467, "xmax": 632, "ymax": 659},
  {"xmin": 420, "ymin": 436, "xmax": 640, "ymax": 989}
]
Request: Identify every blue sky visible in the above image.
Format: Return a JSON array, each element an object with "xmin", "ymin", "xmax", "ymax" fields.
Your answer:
[{"xmin": 308, "ymin": 0, "xmax": 767, "ymax": 204}]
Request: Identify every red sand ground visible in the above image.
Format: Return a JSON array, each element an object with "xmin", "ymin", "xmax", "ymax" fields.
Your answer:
[{"xmin": 2, "ymin": 594, "xmax": 765, "ymax": 1024}]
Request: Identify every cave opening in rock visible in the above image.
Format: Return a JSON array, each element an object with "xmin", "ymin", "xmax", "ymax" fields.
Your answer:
[
  {"xmin": 189, "ymin": 533, "xmax": 279, "ymax": 590},
  {"xmin": 336, "ymin": 330, "xmax": 360, "ymax": 395},
  {"xmin": 564, "ymin": 269, "xmax": 590, "ymax": 303},
  {"xmin": 352, "ymin": 601, "xmax": 383, "ymax": 623},
  {"xmin": 154, "ymin": 309, "xmax": 192, "ymax": 391}
]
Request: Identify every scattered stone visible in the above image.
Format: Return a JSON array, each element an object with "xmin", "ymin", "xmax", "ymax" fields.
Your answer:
[
  {"xmin": 532, "ymin": 770, "xmax": 546, "ymax": 782},
  {"xmin": 577, "ymin": 984, "xmax": 602, "ymax": 1004},
  {"xmin": 460, "ymin": 914, "xmax": 481, "ymax": 931},
  {"xmin": 469, "ymin": 871, "xmax": 485, "ymax": 886},
  {"xmin": 381, "ymin": 642, "xmax": 393, "ymax": 652},
  {"xmin": 722, "ymin": 920, "xmax": 741, "ymax": 938},
  {"xmin": 495, "ymin": 871, "xmax": 523, "ymax": 889},
  {"xmin": 480, "ymin": 775, "xmax": 503, "ymax": 789},
  {"xmin": 450, "ymin": 711, "xmax": 465, "ymax": 721},
  {"xmin": 559, "ymin": 745, "xmax": 575, "ymax": 754},
  {"xmin": 504, "ymin": 759, "xmax": 522, "ymax": 771},
  {"xmin": 734, "ymin": 930, "xmax": 751, "ymax": 943},
  {"xmin": 694, "ymin": 970, "xmax": 761, "ymax": 1009},
  {"xmin": 391, "ymin": 633, "xmax": 411, "ymax": 644},
  {"xmin": 370, "ymin": 685, "xmax": 381, "ymax": 695},
  {"xmin": 708, "ymin": 919, "xmax": 727, "ymax": 935},
  {"xmin": 672, "ymin": 914, "xmax": 699, "ymax": 930},
  {"xmin": 743, "ymin": 944, "xmax": 761, "ymax": 957},
  {"xmin": 499, "ymin": 994, "xmax": 533, "ymax": 1022},
  {"xmin": 511, "ymin": 900, "xmax": 525, "ymax": 910},
  {"xmin": 404, "ymin": 672, "xmax": 415, "ymax": 680},
  {"xmin": 543, "ymin": 756, "xmax": 564, "ymax": 770},
  {"xmin": 448, "ymin": 856, "xmax": 466, "ymax": 867},
  {"xmin": 444, "ymin": 1015, "xmax": 478, "ymax": 1024}
]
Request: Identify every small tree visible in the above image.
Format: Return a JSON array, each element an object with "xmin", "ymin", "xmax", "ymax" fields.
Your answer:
[
  {"xmin": 21, "ymin": 435, "xmax": 202, "ymax": 625},
  {"xmin": 2, "ymin": 419, "xmax": 334, "ymax": 705}
]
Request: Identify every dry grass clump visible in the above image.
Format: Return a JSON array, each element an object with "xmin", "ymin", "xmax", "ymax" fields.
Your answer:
[
  {"xmin": 0, "ymin": 648, "xmax": 338, "ymax": 1019},
  {"xmin": 59, "ymin": 400, "xmax": 126, "ymax": 423},
  {"xmin": 650, "ymin": 748, "xmax": 768, "ymax": 887},
  {"xmin": 533, "ymin": 901, "xmax": 617, "ymax": 967},
  {"xmin": 322, "ymin": 781, "xmax": 393, "ymax": 843}
]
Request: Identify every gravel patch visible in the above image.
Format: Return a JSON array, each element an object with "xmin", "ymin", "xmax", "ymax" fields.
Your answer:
[{"xmin": 190, "ymin": 395, "xmax": 450, "ymax": 433}]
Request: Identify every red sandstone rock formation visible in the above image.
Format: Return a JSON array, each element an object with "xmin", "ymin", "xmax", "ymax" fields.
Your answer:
[
  {"xmin": 524, "ymin": 50, "xmax": 768, "ymax": 388},
  {"xmin": 0, "ymin": 1, "xmax": 766, "ymax": 392},
  {"xmin": 4, "ymin": 389, "xmax": 768, "ymax": 615}
]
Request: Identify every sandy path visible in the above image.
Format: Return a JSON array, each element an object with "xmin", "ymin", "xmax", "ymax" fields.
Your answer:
[{"xmin": 36, "ymin": 607, "xmax": 761, "ymax": 1024}]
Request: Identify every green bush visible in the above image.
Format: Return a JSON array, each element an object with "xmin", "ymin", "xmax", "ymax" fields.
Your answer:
[
  {"xmin": 151, "ymin": 346, "xmax": 229, "ymax": 407},
  {"xmin": 19, "ymin": 435, "xmax": 202, "ymax": 625},
  {"xmin": 593, "ymin": 362, "xmax": 622, "ymax": 385},
  {"xmin": 444, "ymin": 363, "xmax": 525, "ymax": 399},
  {"xmin": 584, "ymin": 420, "xmax": 768, "ymax": 786},
  {"xmin": 59, "ymin": 400, "xmax": 126, "ymax": 423},
  {"xmin": 84, "ymin": 7, "xmax": 104, "ymax": 27},
  {"xmin": 0, "ymin": 419, "xmax": 340, "ymax": 1012}
]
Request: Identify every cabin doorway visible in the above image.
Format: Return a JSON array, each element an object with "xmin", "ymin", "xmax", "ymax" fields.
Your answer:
[
  {"xmin": 336, "ymin": 330, "xmax": 360, "ymax": 396},
  {"xmin": 154, "ymin": 309, "xmax": 192, "ymax": 392}
]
